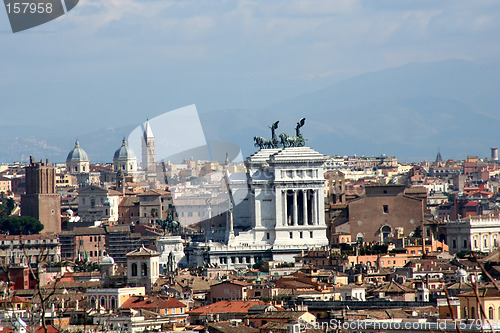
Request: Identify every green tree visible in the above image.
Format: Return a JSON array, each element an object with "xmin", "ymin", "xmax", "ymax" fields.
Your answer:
[{"xmin": 0, "ymin": 216, "xmax": 44, "ymax": 235}]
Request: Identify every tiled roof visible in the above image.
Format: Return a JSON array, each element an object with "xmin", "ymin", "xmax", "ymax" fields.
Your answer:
[
  {"xmin": 458, "ymin": 287, "xmax": 500, "ymax": 298},
  {"xmin": 121, "ymin": 296, "xmax": 186, "ymax": 310},
  {"xmin": 119, "ymin": 197, "xmax": 140, "ymax": 207},
  {"xmin": 188, "ymin": 300, "xmax": 267, "ymax": 315},
  {"xmin": 372, "ymin": 280, "xmax": 414, "ymax": 293},
  {"xmin": 213, "ymin": 280, "xmax": 251, "ymax": 288},
  {"xmin": 0, "ymin": 234, "xmax": 58, "ymax": 240},
  {"xmin": 208, "ymin": 321, "xmax": 258, "ymax": 333},
  {"xmin": 245, "ymin": 311, "xmax": 307, "ymax": 320},
  {"xmin": 0, "ymin": 295, "xmax": 32, "ymax": 304},
  {"xmin": 106, "ymin": 225, "xmax": 132, "ymax": 233},
  {"xmin": 59, "ymin": 227, "xmax": 106, "ymax": 236}
]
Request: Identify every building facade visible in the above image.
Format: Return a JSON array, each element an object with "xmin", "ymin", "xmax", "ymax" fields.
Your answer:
[
  {"xmin": 446, "ymin": 214, "xmax": 500, "ymax": 253},
  {"xmin": 78, "ymin": 185, "xmax": 121, "ymax": 222},
  {"xmin": 348, "ymin": 185, "xmax": 425, "ymax": 243},
  {"xmin": 187, "ymin": 147, "xmax": 329, "ymax": 268}
]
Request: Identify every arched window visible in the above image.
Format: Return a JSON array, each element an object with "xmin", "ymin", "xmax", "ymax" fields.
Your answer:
[
  {"xmin": 381, "ymin": 225, "xmax": 392, "ymax": 242},
  {"xmin": 90, "ymin": 297, "xmax": 96, "ymax": 309},
  {"xmin": 131, "ymin": 263, "xmax": 137, "ymax": 276},
  {"xmin": 489, "ymin": 307, "xmax": 494, "ymax": 319},
  {"xmin": 110, "ymin": 297, "xmax": 116, "ymax": 309},
  {"xmin": 91, "ymin": 198, "xmax": 95, "ymax": 208},
  {"xmin": 100, "ymin": 296, "xmax": 106, "ymax": 308},
  {"xmin": 141, "ymin": 263, "xmax": 148, "ymax": 276}
]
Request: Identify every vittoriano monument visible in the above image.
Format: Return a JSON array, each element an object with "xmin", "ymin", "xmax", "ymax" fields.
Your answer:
[{"xmin": 254, "ymin": 118, "xmax": 306, "ymax": 149}]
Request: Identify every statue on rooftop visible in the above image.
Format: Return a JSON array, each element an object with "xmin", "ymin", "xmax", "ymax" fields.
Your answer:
[
  {"xmin": 279, "ymin": 118, "xmax": 306, "ymax": 148},
  {"xmin": 254, "ymin": 118, "xmax": 307, "ymax": 149},
  {"xmin": 254, "ymin": 120, "xmax": 280, "ymax": 149}
]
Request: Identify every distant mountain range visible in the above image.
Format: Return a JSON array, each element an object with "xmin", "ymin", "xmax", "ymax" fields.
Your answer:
[{"xmin": 1, "ymin": 59, "xmax": 499, "ymax": 163}]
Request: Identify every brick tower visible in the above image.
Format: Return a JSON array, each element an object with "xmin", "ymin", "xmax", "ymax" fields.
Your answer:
[{"xmin": 21, "ymin": 156, "xmax": 61, "ymax": 234}]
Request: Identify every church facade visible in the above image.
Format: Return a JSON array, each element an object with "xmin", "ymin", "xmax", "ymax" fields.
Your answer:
[{"xmin": 186, "ymin": 146, "xmax": 329, "ymax": 268}]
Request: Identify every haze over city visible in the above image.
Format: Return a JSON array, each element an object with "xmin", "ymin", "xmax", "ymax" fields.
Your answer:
[{"xmin": 1, "ymin": 1, "xmax": 499, "ymax": 162}]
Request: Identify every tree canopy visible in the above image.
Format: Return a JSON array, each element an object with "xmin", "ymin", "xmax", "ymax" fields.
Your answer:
[{"xmin": 0, "ymin": 216, "xmax": 44, "ymax": 235}]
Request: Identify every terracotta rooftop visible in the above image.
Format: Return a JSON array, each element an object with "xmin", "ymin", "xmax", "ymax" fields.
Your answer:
[
  {"xmin": 372, "ymin": 280, "xmax": 414, "ymax": 293},
  {"xmin": 188, "ymin": 300, "xmax": 267, "ymax": 315},
  {"xmin": 121, "ymin": 296, "xmax": 186, "ymax": 310},
  {"xmin": 213, "ymin": 280, "xmax": 251, "ymax": 288}
]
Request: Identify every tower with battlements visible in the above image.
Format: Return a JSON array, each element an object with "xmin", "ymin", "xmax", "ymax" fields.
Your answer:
[{"xmin": 21, "ymin": 157, "xmax": 61, "ymax": 234}]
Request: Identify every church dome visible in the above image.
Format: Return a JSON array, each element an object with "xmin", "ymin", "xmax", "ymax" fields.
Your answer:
[
  {"xmin": 114, "ymin": 138, "xmax": 136, "ymax": 159},
  {"xmin": 456, "ymin": 268, "xmax": 467, "ymax": 277},
  {"xmin": 101, "ymin": 256, "xmax": 115, "ymax": 265},
  {"xmin": 66, "ymin": 140, "xmax": 89, "ymax": 161}
]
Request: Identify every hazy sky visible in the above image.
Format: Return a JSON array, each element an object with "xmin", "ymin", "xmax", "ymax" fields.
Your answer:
[{"xmin": 1, "ymin": 0, "xmax": 499, "ymax": 133}]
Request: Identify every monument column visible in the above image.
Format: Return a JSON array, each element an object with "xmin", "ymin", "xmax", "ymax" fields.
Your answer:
[
  {"xmin": 282, "ymin": 190, "xmax": 287, "ymax": 226},
  {"xmin": 302, "ymin": 189, "xmax": 308, "ymax": 225},
  {"xmin": 293, "ymin": 190, "xmax": 298, "ymax": 226},
  {"xmin": 312, "ymin": 189, "xmax": 317, "ymax": 225}
]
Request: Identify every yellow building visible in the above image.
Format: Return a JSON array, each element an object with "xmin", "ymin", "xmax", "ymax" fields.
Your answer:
[{"xmin": 458, "ymin": 286, "xmax": 500, "ymax": 320}]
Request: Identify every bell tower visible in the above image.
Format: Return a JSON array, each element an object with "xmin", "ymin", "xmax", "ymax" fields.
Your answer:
[{"xmin": 142, "ymin": 119, "xmax": 156, "ymax": 175}]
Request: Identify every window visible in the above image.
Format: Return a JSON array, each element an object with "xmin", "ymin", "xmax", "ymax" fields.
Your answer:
[
  {"xmin": 300, "ymin": 232, "xmax": 303, "ymax": 239},
  {"xmin": 132, "ymin": 263, "xmax": 138, "ymax": 276},
  {"xmin": 266, "ymin": 233, "xmax": 270, "ymax": 240},
  {"xmin": 100, "ymin": 297, "xmax": 106, "ymax": 308},
  {"xmin": 90, "ymin": 297, "xmax": 96, "ymax": 308},
  {"xmin": 290, "ymin": 232, "xmax": 293, "ymax": 239},
  {"xmin": 464, "ymin": 239, "xmax": 467, "ymax": 248},
  {"xmin": 452, "ymin": 240, "xmax": 456, "ymax": 249},
  {"xmin": 489, "ymin": 307, "xmax": 494, "ymax": 319},
  {"xmin": 172, "ymin": 308, "xmax": 176, "ymax": 314},
  {"xmin": 110, "ymin": 297, "xmax": 116, "ymax": 309},
  {"xmin": 141, "ymin": 263, "xmax": 148, "ymax": 276},
  {"xmin": 310, "ymin": 231, "xmax": 313, "ymax": 238},
  {"xmin": 383, "ymin": 205, "xmax": 389, "ymax": 213}
]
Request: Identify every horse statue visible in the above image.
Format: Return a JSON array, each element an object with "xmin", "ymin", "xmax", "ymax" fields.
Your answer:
[
  {"xmin": 254, "ymin": 136, "xmax": 265, "ymax": 149},
  {"xmin": 254, "ymin": 121, "xmax": 280, "ymax": 149},
  {"xmin": 279, "ymin": 118, "xmax": 307, "ymax": 148}
]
